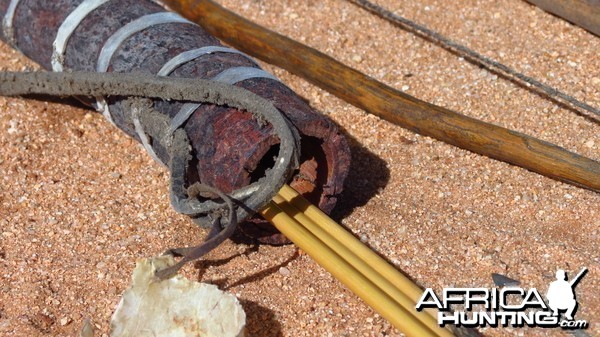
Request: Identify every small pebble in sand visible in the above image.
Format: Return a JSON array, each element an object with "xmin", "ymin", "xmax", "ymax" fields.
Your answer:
[
  {"xmin": 584, "ymin": 139, "xmax": 595, "ymax": 148},
  {"xmin": 279, "ymin": 267, "xmax": 291, "ymax": 277}
]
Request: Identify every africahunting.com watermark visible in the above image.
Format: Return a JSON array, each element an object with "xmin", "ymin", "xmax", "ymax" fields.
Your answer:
[{"xmin": 416, "ymin": 268, "xmax": 589, "ymax": 330}]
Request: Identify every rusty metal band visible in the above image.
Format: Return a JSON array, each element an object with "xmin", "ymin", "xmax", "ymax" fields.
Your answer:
[
  {"xmin": 96, "ymin": 11, "xmax": 194, "ymax": 125},
  {"xmin": 165, "ymin": 66, "xmax": 280, "ymax": 141},
  {"xmin": 157, "ymin": 45, "xmax": 256, "ymax": 76},
  {"xmin": 213, "ymin": 66, "xmax": 279, "ymax": 84},
  {"xmin": 131, "ymin": 101, "xmax": 168, "ymax": 168},
  {"xmin": 97, "ymin": 11, "xmax": 194, "ymax": 72},
  {"xmin": 2, "ymin": 0, "xmax": 20, "ymax": 46},
  {"xmin": 159, "ymin": 47, "xmax": 278, "ymax": 143},
  {"xmin": 52, "ymin": 0, "xmax": 112, "ymax": 72}
]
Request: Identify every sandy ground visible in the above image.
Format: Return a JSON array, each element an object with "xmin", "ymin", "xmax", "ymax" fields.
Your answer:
[{"xmin": 0, "ymin": 0, "xmax": 598, "ymax": 336}]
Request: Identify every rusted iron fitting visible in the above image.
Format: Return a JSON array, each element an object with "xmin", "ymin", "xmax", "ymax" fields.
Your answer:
[{"xmin": 0, "ymin": 0, "xmax": 351, "ymax": 242}]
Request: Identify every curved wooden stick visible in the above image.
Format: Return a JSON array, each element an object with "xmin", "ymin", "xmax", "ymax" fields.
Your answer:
[{"xmin": 164, "ymin": 0, "xmax": 600, "ymax": 192}]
